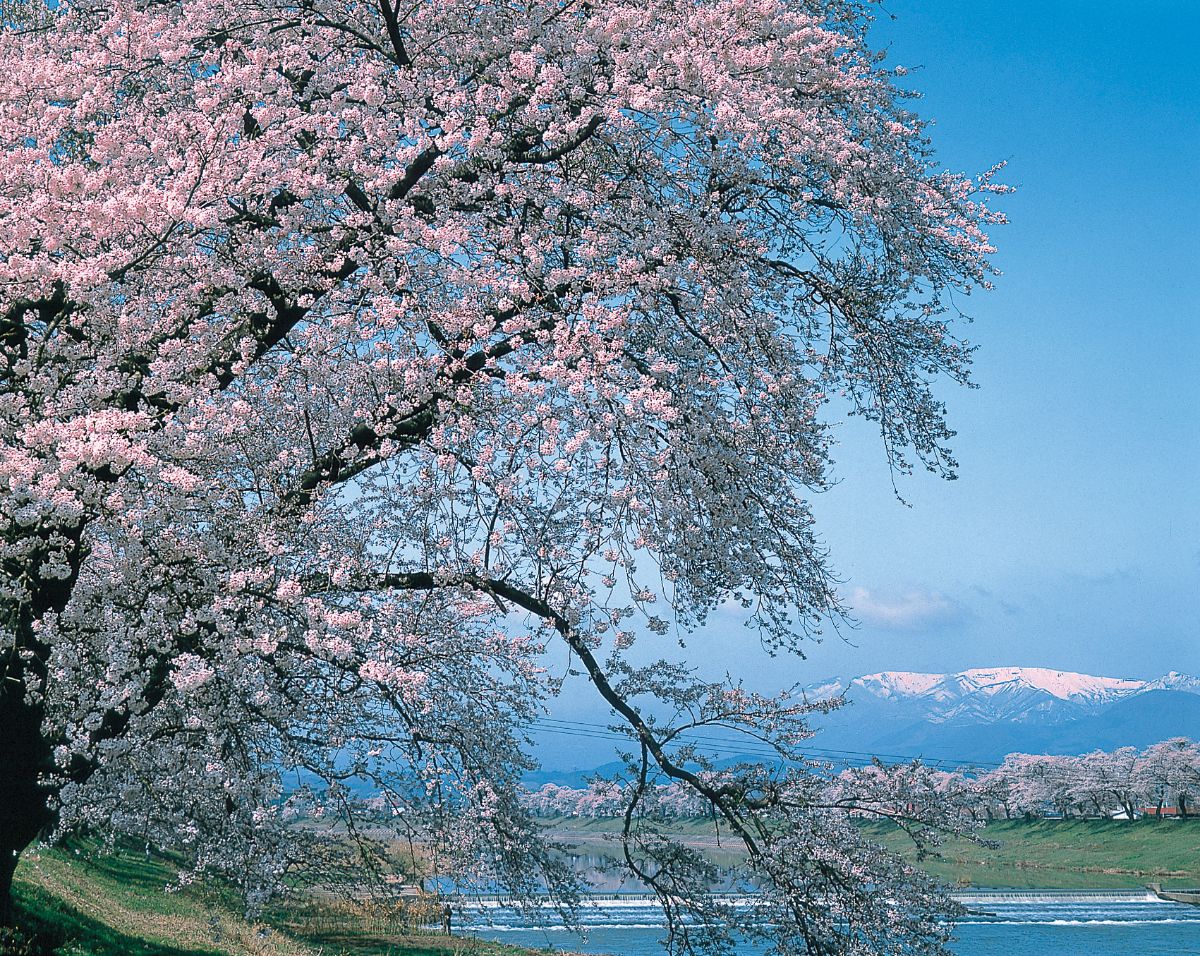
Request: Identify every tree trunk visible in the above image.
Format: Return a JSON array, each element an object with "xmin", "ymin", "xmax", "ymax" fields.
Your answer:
[
  {"xmin": 0, "ymin": 687, "xmax": 54, "ymax": 928},
  {"xmin": 0, "ymin": 526, "xmax": 86, "ymax": 926},
  {"xmin": 0, "ymin": 845, "xmax": 19, "ymax": 928}
]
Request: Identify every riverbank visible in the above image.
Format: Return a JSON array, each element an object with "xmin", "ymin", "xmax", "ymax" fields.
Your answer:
[
  {"xmin": 540, "ymin": 816, "xmax": 1200, "ymax": 890},
  {"xmin": 866, "ymin": 818, "xmax": 1200, "ymax": 889},
  {"xmin": 11, "ymin": 819, "xmax": 1200, "ymax": 952},
  {"xmin": 9, "ymin": 845, "xmax": 553, "ymax": 956}
]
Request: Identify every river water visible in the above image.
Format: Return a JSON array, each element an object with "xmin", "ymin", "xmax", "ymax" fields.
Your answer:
[{"xmin": 455, "ymin": 891, "xmax": 1200, "ymax": 955}]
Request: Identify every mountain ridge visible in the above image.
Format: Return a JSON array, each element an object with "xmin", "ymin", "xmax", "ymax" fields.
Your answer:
[
  {"xmin": 808, "ymin": 666, "xmax": 1199, "ymax": 725},
  {"xmin": 796, "ymin": 666, "xmax": 1200, "ymax": 766},
  {"xmin": 525, "ymin": 667, "xmax": 1200, "ymax": 785}
]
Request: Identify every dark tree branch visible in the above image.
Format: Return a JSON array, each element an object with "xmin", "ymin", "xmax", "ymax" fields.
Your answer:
[
  {"xmin": 389, "ymin": 145, "xmax": 440, "ymax": 201},
  {"xmin": 358, "ymin": 571, "xmax": 766, "ymax": 857},
  {"xmin": 376, "ymin": 0, "xmax": 412, "ymax": 67},
  {"xmin": 510, "ymin": 115, "xmax": 604, "ymax": 165},
  {"xmin": 279, "ymin": 285, "xmax": 579, "ymax": 510}
]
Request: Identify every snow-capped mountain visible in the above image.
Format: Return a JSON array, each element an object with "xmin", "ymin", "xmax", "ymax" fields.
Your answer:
[
  {"xmin": 841, "ymin": 667, "xmax": 1152, "ymax": 724},
  {"xmin": 1142, "ymin": 671, "xmax": 1200, "ymax": 694},
  {"xmin": 801, "ymin": 667, "xmax": 1200, "ymax": 763},
  {"xmin": 531, "ymin": 667, "xmax": 1200, "ymax": 784}
]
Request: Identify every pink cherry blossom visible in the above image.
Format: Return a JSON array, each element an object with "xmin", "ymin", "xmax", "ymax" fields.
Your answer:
[{"xmin": 0, "ymin": 0, "xmax": 1006, "ymax": 947}]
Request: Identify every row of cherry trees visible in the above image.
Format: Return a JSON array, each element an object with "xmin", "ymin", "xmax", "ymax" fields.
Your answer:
[
  {"xmin": 932, "ymin": 738, "xmax": 1200, "ymax": 821},
  {"xmin": 523, "ymin": 761, "xmax": 973, "ymax": 824},
  {"xmin": 525, "ymin": 779, "xmax": 709, "ymax": 819},
  {"xmin": 523, "ymin": 739, "xmax": 1200, "ymax": 823}
]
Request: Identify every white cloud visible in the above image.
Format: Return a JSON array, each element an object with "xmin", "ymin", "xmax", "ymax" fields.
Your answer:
[{"xmin": 848, "ymin": 586, "xmax": 963, "ymax": 630}]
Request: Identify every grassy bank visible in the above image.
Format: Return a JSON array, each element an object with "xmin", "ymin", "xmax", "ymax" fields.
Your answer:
[
  {"xmin": 541, "ymin": 815, "xmax": 1200, "ymax": 890},
  {"xmin": 11, "ymin": 819, "xmax": 1200, "ymax": 952},
  {"xmin": 864, "ymin": 818, "xmax": 1200, "ymax": 890},
  {"xmin": 9, "ymin": 846, "xmax": 550, "ymax": 956}
]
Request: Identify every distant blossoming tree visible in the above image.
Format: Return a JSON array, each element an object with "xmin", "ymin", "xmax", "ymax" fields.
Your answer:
[
  {"xmin": 1140, "ymin": 738, "xmax": 1200, "ymax": 817},
  {"xmin": 0, "ymin": 0, "xmax": 1005, "ymax": 948},
  {"xmin": 911, "ymin": 740, "xmax": 1200, "ymax": 824}
]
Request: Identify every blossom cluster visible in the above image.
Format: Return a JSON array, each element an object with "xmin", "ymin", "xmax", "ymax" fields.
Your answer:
[{"xmin": 0, "ymin": 0, "xmax": 1002, "ymax": 949}]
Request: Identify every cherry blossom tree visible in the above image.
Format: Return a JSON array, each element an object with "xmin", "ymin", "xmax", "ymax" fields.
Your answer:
[
  {"xmin": 1071, "ymin": 748, "xmax": 1142, "ymax": 820},
  {"xmin": 1140, "ymin": 738, "xmax": 1200, "ymax": 817},
  {"xmin": 0, "ymin": 0, "xmax": 1004, "ymax": 947},
  {"xmin": 525, "ymin": 780, "xmax": 707, "ymax": 819},
  {"xmin": 994, "ymin": 754, "xmax": 1070, "ymax": 819},
  {"xmin": 951, "ymin": 743, "xmax": 1200, "ymax": 822}
]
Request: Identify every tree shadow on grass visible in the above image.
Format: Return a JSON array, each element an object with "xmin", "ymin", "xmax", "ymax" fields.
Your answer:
[{"xmin": 11, "ymin": 881, "xmax": 220, "ymax": 956}]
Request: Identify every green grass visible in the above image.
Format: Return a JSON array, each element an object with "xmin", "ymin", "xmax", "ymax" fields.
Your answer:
[
  {"xmin": 11, "ymin": 845, "xmax": 311, "ymax": 956},
  {"xmin": 8, "ymin": 879, "xmax": 219, "ymax": 956},
  {"xmin": 14, "ymin": 819, "xmax": 1199, "ymax": 952},
  {"xmin": 539, "ymin": 816, "xmax": 716, "ymax": 835},
  {"xmin": 536, "ymin": 816, "xmax": 747, "ymax": 867},
  {"xmin": 9, "ymin": 846, "xmax": 556, "ymax": 956},
  {"xmin": 864, "ymin": 818, "xmax": 1200, "ymax": 890},
  {"xmin": 542, "ymin": 814, "xmax": 1200, "ymax": 890}
]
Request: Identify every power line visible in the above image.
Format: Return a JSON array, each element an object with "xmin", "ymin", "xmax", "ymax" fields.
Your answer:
[
  {"xmin": 532, "ymin": 716, "xmax": 1002, "ymax": 768},
  {"xmin": 528, "ymin": 716, "xmax": 1004, "ymax": 770}
]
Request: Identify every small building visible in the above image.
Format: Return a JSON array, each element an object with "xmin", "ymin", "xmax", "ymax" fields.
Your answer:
[{"xmin": 1141, "ymin": 806, "xmax": 1183, "ymax": 818}]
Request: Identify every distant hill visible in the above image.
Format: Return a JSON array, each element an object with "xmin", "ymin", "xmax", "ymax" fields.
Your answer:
[
  {"xmin": 811, "ymin": 666, "xmax": 1200, "ymax": 724},
  {"xmin": 801, "ymin": 668, "xmax": 1200, "ymax": 768},
  {"xmin": 849, "ymin": 690, "xmax": 1200, "ymax": 766},
  {"xmin": 527, "ymin": 667, "xmax": 1200, "ymax": 784},
  {"xmin": 521, "ymin": 760, "xmax": 629, "ymax": 790}
]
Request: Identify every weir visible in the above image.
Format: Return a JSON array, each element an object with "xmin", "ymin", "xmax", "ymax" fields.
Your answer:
[
  {"xmin": 451, "ymin": 888, "xmax": 1170, "ymax": 906},
  {"xmin": 1146, "ymin": 883, "xmax": 1200, "ymax": 905},
  {"xmin": 449, "ymin": 888, "xmax": 1200, "ymax": 936},
  {"xmin": 951, "ymin": 889, "xmax": 1158, "ymax": 904}
]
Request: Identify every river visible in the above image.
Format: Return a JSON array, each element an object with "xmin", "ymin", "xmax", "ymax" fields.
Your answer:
[{"xmin": 455, "ymin": 891, "xmax": 1200, "ymax": 955}]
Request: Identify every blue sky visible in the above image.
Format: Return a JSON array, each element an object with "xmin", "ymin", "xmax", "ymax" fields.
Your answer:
[
  {"xmin": 794, "ymin": 0, "xmax": 1200, "ymax": 682},
  {"xmin": 538, "ymin": 2, "xmax": 1199, "ymax": 761}
]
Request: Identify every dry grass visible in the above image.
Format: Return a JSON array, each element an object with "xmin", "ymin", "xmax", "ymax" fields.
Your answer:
[
  {"xmin": 15, "ymin": 848, "xmax": 316, "ymax": 956},
  {"xmin": 12, "ymin": 845, "xmax": 564, "ymax": 956}
]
